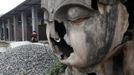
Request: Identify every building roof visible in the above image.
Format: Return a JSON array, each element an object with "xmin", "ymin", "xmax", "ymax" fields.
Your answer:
[{"xmin": 0, "ymin": 0, "xmax": 41, "ymax": 21}]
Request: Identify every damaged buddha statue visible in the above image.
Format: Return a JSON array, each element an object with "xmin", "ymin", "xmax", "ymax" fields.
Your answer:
[{"xmin": 41, "ymin": 0, "xmax": 134, "ymax": 75}]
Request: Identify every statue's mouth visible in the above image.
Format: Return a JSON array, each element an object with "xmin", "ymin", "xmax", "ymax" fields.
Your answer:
[{"xmin": 51, "ymin": 36, "xmax": 74, "ymax": 60}]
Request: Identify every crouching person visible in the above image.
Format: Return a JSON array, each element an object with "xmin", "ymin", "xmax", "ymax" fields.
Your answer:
[{"xmin": 31, "ymin": 31, "xmax": 38, "ymax": 43}]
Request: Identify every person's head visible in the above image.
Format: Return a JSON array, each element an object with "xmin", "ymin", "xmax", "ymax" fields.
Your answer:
[
  {"xmin": 32, "ymin": 31, "xmax": 37, "ymax": 34},
  {"xmin": 33, "ymin": 31, "xmax": 36, "ymax": 33},
  {"xmin": 46, "ymin": 0, "xmax": 128, "ymax": 69}
]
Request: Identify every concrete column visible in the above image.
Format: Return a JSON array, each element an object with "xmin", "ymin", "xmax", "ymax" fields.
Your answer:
[
  {"xmin": 13, "ymin": 16, "xmax": 18, "ymax": 41},
  {"xmin": 32, "ymin": 6, "xmax": 38, "ymax": 34},
  {"xmin": 2, "ymin": 22, "xmax": 6, "ymax": 40},
  {"xmin": 7, "ymin": 19, "xmax": 12, "ymax": 41},
  {"xmin": 21, "ymin": 12, "xmax": 27, "ymax": 41}
]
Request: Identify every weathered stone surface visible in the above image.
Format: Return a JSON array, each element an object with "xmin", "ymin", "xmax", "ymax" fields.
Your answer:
[
  {"xmin": 44, "ymin": 0, "xmax": 129, "ymax": 75},
  {"xmin": 0, "ymin": 44, "xmax": 54, "ymax": 75},
  {"xmin": 122, "ymin": 41, "xmax": 134, "ymax": 75}
]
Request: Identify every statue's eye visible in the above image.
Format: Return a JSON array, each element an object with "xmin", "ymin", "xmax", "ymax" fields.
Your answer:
[
  {"xmin": 67, "ymin": 6, "xmax": 90, "ymax": 21},
  {"xmin": 54, "ymin": 5, "xmax": 99, "ymax": 22},
  {"xmin": 67, "ymin": 6, "xmax": 98, "ymax": 21}
]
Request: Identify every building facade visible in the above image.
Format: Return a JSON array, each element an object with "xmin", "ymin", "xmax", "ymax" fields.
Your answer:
[
  {"xmin": 0, "ymin": 0, "xmax": 134, "ymax": 42},
  {"xmin": 0, "ymin": 0, "xmax": 47, "ymax": 41}
]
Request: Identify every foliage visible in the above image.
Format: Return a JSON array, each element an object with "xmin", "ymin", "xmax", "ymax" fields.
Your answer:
[
  {"xmin": 46, "ymin": 60, "xmax": 67, "ymax": 75},
  {"xmin": 122, "ymin": 35, "xmax": 130, "ymax": 43}
]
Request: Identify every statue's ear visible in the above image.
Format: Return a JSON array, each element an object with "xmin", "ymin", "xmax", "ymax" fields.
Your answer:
[{"xmin": 102, "ymin": 0, "xmax": 129, "ymax": 53}]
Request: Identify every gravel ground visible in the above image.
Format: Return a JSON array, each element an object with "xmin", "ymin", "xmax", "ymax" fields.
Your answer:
[{"xmin": 0, "ymin": 44, "xmax": 55, "ymax": 75}]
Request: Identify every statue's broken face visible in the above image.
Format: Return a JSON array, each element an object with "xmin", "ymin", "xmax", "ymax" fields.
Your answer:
[
  {"xmin": 48, "ymin": 5, "xmax": 117, "ymax": 68},
  {"xmin": 47, "ymin": 3, "xmax": 128, "ymax": 69}
]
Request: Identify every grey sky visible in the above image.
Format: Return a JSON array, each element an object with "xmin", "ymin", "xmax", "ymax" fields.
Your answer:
[{"xmin": 0, "ymin": 0, "xmax": 25, "ymax": 15}]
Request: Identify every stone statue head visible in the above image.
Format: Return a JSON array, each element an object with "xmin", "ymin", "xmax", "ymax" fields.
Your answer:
[{"xmin": 44, "ymin": 0, "xmax": 128, "ymax": 70}]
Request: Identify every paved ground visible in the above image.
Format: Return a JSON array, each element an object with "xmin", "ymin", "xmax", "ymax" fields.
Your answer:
[{"xmin": 0, "ymin": 41, "xmax": 55, "ymax": 75}]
